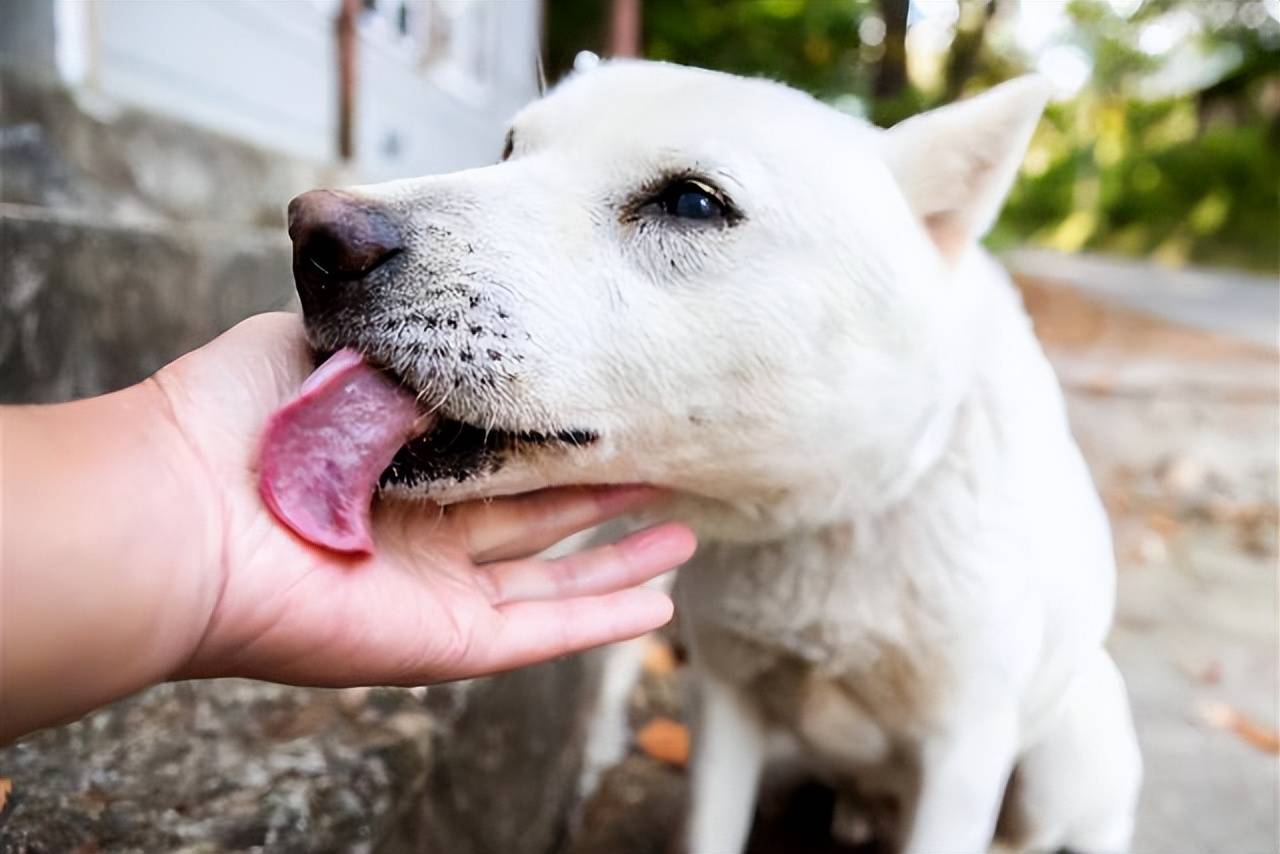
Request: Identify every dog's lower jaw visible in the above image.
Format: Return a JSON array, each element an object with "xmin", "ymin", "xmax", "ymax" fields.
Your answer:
[
  {"xmin": 655, "ymin": 426, "xmax": 963, "ymax": 545},
  {"xmin": 658, "ymin": 489, "xmax": 855, "ymax": 544}
]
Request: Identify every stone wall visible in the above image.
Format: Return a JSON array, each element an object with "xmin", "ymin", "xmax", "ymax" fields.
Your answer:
[
  {"xmin": 1, "ymin": 663, "xmax": 599, "ymax": 853},
  {"xmin": 0, "ymin": 67, "xmax": 321, "ymax": 403}
]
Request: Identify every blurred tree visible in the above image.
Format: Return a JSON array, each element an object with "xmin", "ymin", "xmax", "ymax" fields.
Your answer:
[
  {"xmin": 873, "ymin": 0, "xmax": 909, "ymax": 101},
  {"xmin": 546, "ymin": 1, "xmax": 877, "ymax": 110},
  {"xmin": 943, "ymin": 0, "xmax": 997, "ymax": 100},
  {"xmin": 993, "ymin": 0, "xmax": 1279, "ymax": 271},
  {"xmin": 545, "ymin": 0, "xmax": 1279, "ymax": 272}
]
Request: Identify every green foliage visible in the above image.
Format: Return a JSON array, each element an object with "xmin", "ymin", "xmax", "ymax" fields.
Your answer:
[
  {"xmin": 993, "ymin": 98, "xmax": 1280, "ymax": 271},
  {"xmin": 644, "ymin": 0, "xmax": 868, "ymax": 97},
  {"xmin": 546, "ymin": 0, "xmax": 1279, "ymax": 272},
  {"xmin": 992, "ymin": 0, "xmax": 1280, "ymax": 271},
  {"xmin": 546, "ymin": 0, "xmax": 878, "ymax": 103}
]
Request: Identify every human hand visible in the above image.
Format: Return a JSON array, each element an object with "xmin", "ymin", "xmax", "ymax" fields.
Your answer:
[
  {"xmin": 3, "ymin": 312, "xmax": 694, "ymax": 742},
  {"xmin": 152, "ymin": 313, "xmax": 695, "ymax": 686}
]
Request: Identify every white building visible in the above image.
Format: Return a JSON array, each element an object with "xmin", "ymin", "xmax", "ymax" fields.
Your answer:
[{"xmin": 0, "ymin": 0, "xmax": 543, "ymax": 180}]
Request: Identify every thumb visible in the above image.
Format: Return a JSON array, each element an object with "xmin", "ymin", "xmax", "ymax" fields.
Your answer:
[
  {"xmin": 152, "ymin": 313, "xmax": 314, "ymax": 472},
  {"xmin": 161, "ymin": 312, "xmax": 313, "ymax": 425}
]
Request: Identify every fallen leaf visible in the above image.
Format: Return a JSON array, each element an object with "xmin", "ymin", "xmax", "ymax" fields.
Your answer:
[
  {"xmin": 1177, "ymin": 659, "xmax": 1223, "ymax": 685},
  {"xmin": 1145, "ymin": 511, "xmax": 1180, "ymax": 538},
  {"xmin": 636, "ymin": 716, "xmax": 690, "ymax": 767},
  {"xmin": 642, "ymin": 637, "xmax": 678, "ymax": 676},
  {"xmin": 1076, "ymin": 374, "xmax": 1118, "ymax": 397},
  {"xmin": 1199, "ymin": 701, "xmax": 1280, "ymax": 754},
  {"xmin": 1102, "ymin": 485, "xmax": 1132, "ymax": 516},
  {"xmin": 0, "ymin": 777, "xmax": 11, "ymax": 813},
  {"xmin": 1135, "ymin": 531, "xmax": 1168, "ymax": 565},
  {"xmin": 74, "ymin": 788, "xmax": 108, "ymax": 820},
  {"xmin": 1157, "ymin": 455, "xmax": 1206, "ymax": 499}
]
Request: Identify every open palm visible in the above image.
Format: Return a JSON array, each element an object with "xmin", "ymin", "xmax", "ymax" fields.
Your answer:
[{"xmin": 155, "ymin": 313, "xmax": 694, "ymax": 687}]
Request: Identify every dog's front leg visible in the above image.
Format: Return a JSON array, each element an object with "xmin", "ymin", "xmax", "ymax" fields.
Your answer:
[
  {"xmin": 684, "ymin": 674, "xmax": 768, "ymax": 854},
  {"xmin": 902, "ymin": 705, "xmax": 1018, "ymax": 854}
]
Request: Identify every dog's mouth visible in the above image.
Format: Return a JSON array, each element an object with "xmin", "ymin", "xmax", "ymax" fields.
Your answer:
[
  {"xmin": 381, "ymin": 419, "xmax": 597, "ymax": 489},
  {"xmin": 258, "ymin": 348, "xmax": 596, "ymax": 554}
]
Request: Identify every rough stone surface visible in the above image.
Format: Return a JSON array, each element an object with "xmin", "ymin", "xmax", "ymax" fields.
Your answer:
[
  {"xmin": 0, "ymin": 207, "xmax": 294, "ymax": 403},
  {"xmin": 0, "ymin": 66, "xmax": 344, "ymax": 403},
  {"xmin": 1, "ymin": 662, "xmax": 596, "ymax": 854},
  {"xmin": 1, "ymin": 681, "xmax": 431, "ymax": 853},
  {"xmin": 411, "ymin": 656, "xmax": 598, "ymax": 854},
  {"xmin": 1, "ymin": 69, "xmax": 344, "ymax": 230}
]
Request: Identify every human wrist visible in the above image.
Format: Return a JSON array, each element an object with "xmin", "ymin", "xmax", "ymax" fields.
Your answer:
[
  {"xmin": 132, "ymin": 375, "xmax": 231, "ymax": 673},
  {"xmin": 1, "ymin": 379, "xmax": 223, "ymax": 741}
]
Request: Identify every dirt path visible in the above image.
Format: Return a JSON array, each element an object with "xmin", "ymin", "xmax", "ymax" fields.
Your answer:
[{"xmin": 1021, "ymin": 277, "xmax": 1278, "ymax": 853}]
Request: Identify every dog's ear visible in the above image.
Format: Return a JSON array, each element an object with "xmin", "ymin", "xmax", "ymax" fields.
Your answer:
[{"xmin": 882, "ymin": 75, "xmax": 1050, "ymax": 263}]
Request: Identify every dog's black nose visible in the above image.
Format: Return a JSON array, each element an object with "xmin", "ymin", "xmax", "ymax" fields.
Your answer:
[{"xmin": 287, "ymin": 189, "xmax": 402, "ymax": 312}]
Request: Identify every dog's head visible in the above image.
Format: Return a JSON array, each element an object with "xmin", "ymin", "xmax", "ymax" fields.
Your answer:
[{"xmin": 291, "ymin": 61, "xmax": 1047, "ymax": 538}]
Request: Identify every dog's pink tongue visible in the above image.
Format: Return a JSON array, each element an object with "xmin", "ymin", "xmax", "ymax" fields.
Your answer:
[{"xmin": 259, "ymin": 349, "xmax": 430, "ymax": 555}]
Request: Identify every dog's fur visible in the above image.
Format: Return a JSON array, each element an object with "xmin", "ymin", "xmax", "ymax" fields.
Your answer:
[{"xmin": 301, "ymin": 61, "xmax": 1141, "ymax": 853}]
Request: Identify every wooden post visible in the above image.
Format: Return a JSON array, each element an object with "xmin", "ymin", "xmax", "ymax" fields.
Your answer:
[
  {"xmin": 608, "ymin": 0, "xmax": 640, "ymax": 58},
  {"xmin": 337, "ymin": 0, "xmax": 359, "ymax": 160},
  {"xmin": 873, "ymin": 0, "xmax": 909, "ymax": 101}
]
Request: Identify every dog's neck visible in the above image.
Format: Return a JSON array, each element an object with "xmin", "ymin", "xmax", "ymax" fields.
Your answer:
[{"xmin": 669, "ymin": 252, "xmax": 1058, "ymax": 547}]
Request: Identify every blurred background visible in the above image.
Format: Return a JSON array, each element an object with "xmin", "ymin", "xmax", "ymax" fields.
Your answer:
[
  {"xmin": 0, "ymin": 2, "xmax": 1275, "ymax": 853},
  {"xmin": 555, "ymin": 0, "xmax": 1280, "ymax": 274}
]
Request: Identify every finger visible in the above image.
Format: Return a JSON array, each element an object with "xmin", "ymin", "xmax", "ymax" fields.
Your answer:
[
  {"xmin": 455, "ymin": 484, "xmax": 660, "ymax": 563},
  {"xmin": 477, "ymin": 587, "xmax": 675, "ymax": 674},
  {"xmin": 482, "ymin": 522, "xmax": 695, "ymax": 605}
]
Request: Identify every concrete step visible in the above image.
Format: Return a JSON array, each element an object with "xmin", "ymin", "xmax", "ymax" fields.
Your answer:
[
  {"xmin": 0, "ymin": 661, "xmax": 596, "ymax": 854},
  {"xmin": 1, "ymin": 66, "xmax": 348, "ymax": 230},
  {"xmin": 0, "ymin": 202, "xmax": 294, "ymax": 403},
  {"xmin": 0, "ymin": 66, "xmax": 343, "ymax": 403}
]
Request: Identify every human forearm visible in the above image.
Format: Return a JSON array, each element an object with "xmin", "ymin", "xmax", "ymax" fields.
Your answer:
[{"xmin": 1, "ymin": 381, "xmax": 219, "ymax": 742}]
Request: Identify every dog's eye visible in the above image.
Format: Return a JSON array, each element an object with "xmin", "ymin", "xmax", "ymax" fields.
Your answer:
[
  {"xmin": 657, "ymin": 180, "xmax": 727, "ymax": 221},
  {"xmin": 625, "ymin": 175, "xmax": 741, "ymax": 229},
  {"xmin": 500, "ymin": 129, "xmax": 514, "ymax": 162}
]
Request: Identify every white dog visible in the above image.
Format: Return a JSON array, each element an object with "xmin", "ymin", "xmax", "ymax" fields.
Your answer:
[{"xmin": 285, "ymin": 61, "xmax": 1141, "ymax": 853}]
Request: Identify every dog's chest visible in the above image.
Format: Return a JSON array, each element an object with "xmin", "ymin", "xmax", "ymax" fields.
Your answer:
[{"xmin": 675, "ymin": 526, "xmax": 958, "ymax": 738}]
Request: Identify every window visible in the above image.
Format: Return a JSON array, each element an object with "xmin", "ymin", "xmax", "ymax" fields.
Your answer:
[{"xmin": 359, "ymin": 0, "xmax": 496, "ymax": 102}]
